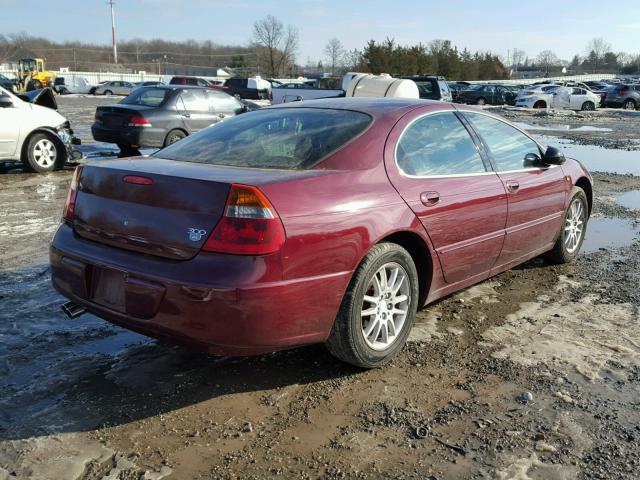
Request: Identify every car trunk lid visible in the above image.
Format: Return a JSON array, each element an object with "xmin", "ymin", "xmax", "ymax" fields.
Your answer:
[
  {"xmin": 72, "ymin": 158, "xmax": 325, "ymax": 260},
  {"xmin": 95, "ymin": 105, "xmax": 154, "ymax": 129}
]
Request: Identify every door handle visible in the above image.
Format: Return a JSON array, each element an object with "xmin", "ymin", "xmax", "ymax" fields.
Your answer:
[
  {"xmin": 420, "ymin": 191, "xmax": 440, "ymax": 206},
  {"xmin": 506, "ymin": 180, "xmax": 520, "ymax": 192}
]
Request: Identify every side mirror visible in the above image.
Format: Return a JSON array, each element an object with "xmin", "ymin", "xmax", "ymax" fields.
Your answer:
[{"xmin": 542, "ymin": 146, "xmax": 566, "ymax": 165}]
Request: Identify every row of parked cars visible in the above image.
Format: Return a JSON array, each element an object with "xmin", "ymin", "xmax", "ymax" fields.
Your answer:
[{"xmin": 444, "ymin": 78, "xmax": 640, "ymax": 111}]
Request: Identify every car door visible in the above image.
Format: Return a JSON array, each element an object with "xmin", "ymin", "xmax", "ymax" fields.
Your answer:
[
  {"xmin": 384, "ymin": 109, "xmax": 508, "ymax": 285},
  {"xmin": 0, "ymin": 95, "xmax": 19, "ymax": 157},
  {"xmin": 569, "ymin": 88, "xmax": 588, "ymax": 109},
  {"xmin": 177, "ymin": 89, "xmax": 217, "ymax": 132},
  {"xmin": 462, "ymin": 111, "xmax": 568, "ymax": 272}
]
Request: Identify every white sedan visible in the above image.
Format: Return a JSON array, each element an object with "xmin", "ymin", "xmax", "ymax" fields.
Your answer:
[
  {"xmin": 0, "ymin": 86, "xmax": 77, "ymax": 172},
  {"xmin": 516, "ymin": 86, "xmax": 599, "ymax": 111}
]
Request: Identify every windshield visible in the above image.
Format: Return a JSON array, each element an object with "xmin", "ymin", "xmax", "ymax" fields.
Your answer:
[
  {"xmin": 157, "ymin": 108, "xmax": 373, "ymax": 169},
  {"xmin": 120, "ymin": 88, "xmax": 172, "ymax": 107}
]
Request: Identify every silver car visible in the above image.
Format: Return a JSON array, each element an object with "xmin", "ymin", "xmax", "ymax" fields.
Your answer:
[{"xmin": 93, "ymin": 80, "xmax": 134, "ymax": 96}]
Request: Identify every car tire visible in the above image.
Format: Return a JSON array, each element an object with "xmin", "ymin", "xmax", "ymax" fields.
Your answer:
[
  {"xmin": 326, "ymin": 242, "xmax": 419, "ymax": 368},
  {"xmin": 624, "ymin": 99, "xmax": 636, "ymax": 110},
  {"xmin": 103, "ymin": 90, "xmax": 113, "ymax": 95},
  {"xmin": 476, "ymin": 97, "xmax": 486, "ymax": 105},
  {"xmin": 163, "ymin": 129, "xmax": 186, "ymax": 147},
  {"xmin": 581, "ymin": 101, "xmax": 595, "ymax": 111},
  {"xmin": 544, "ymin": 187, "xmax": 588, "ymax": 264},
  {"xmin": 533, "ymin": 100, "xmax": 546, "ymax": 109},
  {"xmin": 23, "ymin": 133, "xmax": 62, "ymax": 173}
]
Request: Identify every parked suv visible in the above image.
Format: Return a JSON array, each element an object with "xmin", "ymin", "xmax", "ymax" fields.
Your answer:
[
  {"xmin": 603, "ymin": 84, "xmax": 640, "ymax": 110},
  {"xmin": 399, "ymin": 76, "xmax": 452, "ymax": 102},
  {"xmin": 221, "ymin": 77, "xmax": 271, "ymax": 100}
]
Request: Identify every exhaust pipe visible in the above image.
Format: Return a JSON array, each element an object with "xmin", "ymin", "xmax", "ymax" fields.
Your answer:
[{"xmin": 61, "ymin": 301, "xmax": 86, "ymax": 319}]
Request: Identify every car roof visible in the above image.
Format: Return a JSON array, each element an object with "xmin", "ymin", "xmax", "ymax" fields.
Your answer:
[{"xmin": 267, "ymin": 97, "xmax": 449, "ymax": 119}]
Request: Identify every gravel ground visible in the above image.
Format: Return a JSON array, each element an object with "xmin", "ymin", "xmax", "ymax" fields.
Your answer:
[{"xmin": 0, "ymin": 97, "xmax": 639, "ymax": 480}]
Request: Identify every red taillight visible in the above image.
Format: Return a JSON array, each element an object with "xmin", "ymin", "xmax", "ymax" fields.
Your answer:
[
  {"xmin": 128, "ymin": 116, "xmax": 151, "ymax": 127},
  {"xmin": 63, "ymin": 165, "xmax": 83, "ymax": 222},
  {"xmin": 202, "ymin": 184, "xmax": 285, "ymax": 255},
  {"xmin": 94, "ymin": 112, "xmax": 102, "ymax": 123}
]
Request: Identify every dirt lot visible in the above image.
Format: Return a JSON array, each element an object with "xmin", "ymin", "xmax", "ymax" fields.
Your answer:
[{"xmin": 0, "ymin": 97, "xmax": 639, "ymax": 480}]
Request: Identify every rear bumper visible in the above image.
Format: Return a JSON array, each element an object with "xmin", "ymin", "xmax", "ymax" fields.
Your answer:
[
  {"xmin": 91, "ymin": 124, "xmax": 167, "ymax": 148},
  {"xmin": 50, "ymin": 223, "xmax": 348, "ymax": 355}
]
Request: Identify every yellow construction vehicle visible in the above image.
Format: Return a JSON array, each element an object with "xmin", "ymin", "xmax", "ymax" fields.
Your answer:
[{"xmin": 17, "ymin": 58, "xmax": 56, "ymax": 92}]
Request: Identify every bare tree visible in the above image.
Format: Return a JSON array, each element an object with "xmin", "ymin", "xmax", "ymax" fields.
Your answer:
[
  {"xmin": 585, "ymin": 37, "xmax": 611, "ymax": 73},
  {"xmin": 536, "ymin": 50, "xmax": 559, "ymax": 75},
  {"xmin": 324, "ymin": 38, "xmax": 345, "ymax": 74},
  {"xmin": 252, "ymin": 15, "xmax": 298, "ymax": 77}
]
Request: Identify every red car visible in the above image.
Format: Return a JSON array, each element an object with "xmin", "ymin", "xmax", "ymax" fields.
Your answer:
[{"xmin": 51, "ymin": 98, "xmax": 592, "ymax": 367}]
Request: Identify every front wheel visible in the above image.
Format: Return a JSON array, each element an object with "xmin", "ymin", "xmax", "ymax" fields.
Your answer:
[
  {"xmin": 23, "ymin": 133, "xmax": 61, "ymax": 173},
  {"xmin": 326, "ymin": 243, "xmax": 419, "ymax": 368},
  {"xmin": 624, "ymin": 99, "xmax": 636, "ymax": 110},
  {"xmin": 581, "ymin": 101, "xmax": 595, "ymax": 111},
  {"xmin": 476, "ymin": 97, "xmax": 486, "ymax": 105},
  {"xmin": 103, "ymin": 90, "xmax": 113, "ymax": 96},
  {"xmin": 544, "ymin": 187, "xmax": 588, "ymax": 264}
]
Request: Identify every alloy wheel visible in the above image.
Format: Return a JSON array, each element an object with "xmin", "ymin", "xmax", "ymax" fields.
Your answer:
[
  {"xmin": 564, "ymin": 198, "xmax": 586, "ymax": 254},
  {"xmin": 360, "ymin": 262, "xmax": 411, "ymax": 351},
  {"xmin": 33, "ymin": 138, "xmax": 57, "ymax": 168}
]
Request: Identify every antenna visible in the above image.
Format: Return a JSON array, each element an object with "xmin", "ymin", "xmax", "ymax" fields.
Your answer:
[{"xmin": 108, "ymin": 0, "xmax": 118, "ymax": 64}]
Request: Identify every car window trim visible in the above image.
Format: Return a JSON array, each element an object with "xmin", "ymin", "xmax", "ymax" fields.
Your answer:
[
  {"xmin": 456, "ymin": 109, "xmax": 552, "ymax": 174},
  {"xmin": 393, "ymin": 109, "xmax": 493, "ymax": 179}
]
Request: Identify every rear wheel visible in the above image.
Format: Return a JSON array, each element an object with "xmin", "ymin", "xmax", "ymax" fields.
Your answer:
[
  {"xmin": 326, "ymin": 243, "xmax": 419, "ymax": 368},
  {"xmin": 103, "ymin": 90, "xmax": 113, "ymax": 96},
  {"xmin": 476, "ymin": 97, "xmax": 486, "ymax": 105},
  {"xmin": 581, "ymin": 101, "xmax": 595, "ymax": 111},
  {"xmin": 163, "ymin": 129, "xmax": 186, "ymax": 147},
  {"xmin": 624, "ymin": 99, "xmax": 636, "ymax": 110},
  {"xmin": 544, "ymin": 187, "xmax": 588, "ymax": 264},
  {"xmin": 23, "ymin": 133, "xmax": 61, "ymax": 173},
  {"xmin": 533, "ymin": 100, "xmax": 547, "ymax": 109}
]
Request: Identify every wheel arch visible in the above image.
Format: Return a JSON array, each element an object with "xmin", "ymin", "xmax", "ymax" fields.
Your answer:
[
  {"xmin": 20, "ymin": 127, "xmax": 67, "ymax": 166},
  {"xmin": 575, "ymin": 176, "xmax": 593, "ymax": 215},
  {"xmin": 376, "ymin": 230, "xmax": 434, "ymax": 307}
]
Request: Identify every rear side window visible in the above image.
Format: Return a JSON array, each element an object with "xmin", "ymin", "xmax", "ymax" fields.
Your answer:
[
  {"xmin": 396, "ymin": 112, "xmax": 486, "ymax": 176},
  {"xmin": 157, "ymin": 108, "xmax": 372, "ymax": 169},
  {"xmin": 414, "ymin": 80, "xmax": 436, "ymax": 98},
  {"xmin": 465, "ymin": 112, "xmax": 541, "ymax": 171},
  {"xmin": 121, "ymin": 88, "xmax": 172, "ymax": 107}
]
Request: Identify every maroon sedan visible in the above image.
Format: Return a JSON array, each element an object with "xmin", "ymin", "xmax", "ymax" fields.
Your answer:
[{"xmin": 51, "ymin": 98, "xmax": 592, "ymax": 368}]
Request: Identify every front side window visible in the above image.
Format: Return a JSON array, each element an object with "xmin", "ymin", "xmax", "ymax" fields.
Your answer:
[
  {"xmin": 179, "ymin": 90, "xmax": 209, "ymax": 111},
  {"xmin": 396, "ymin": 112, "xmax": 486, "ymax": 176},
  {"xmin": 157, "ymin": 108, "xmax": 372, "ymax": 169},
  {"xmin": 465, "ymin": 112, "xmax": 541, "ymax": 171}
]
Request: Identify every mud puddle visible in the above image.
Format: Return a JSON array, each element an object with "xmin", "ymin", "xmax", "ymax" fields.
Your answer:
[
  {"xmin": 514, "ymin": 121, "xmax": 612, "ymax": 132},
  {"xmin": 535, "ymin": 135, "xmax": 640, "ymax": 175},
  {"xmin": 582, "ymin": 217, "xmax": 640, "ymax": 253},
  {"xmin": 617, "ymin": 190, "xmax": 640, "ymax": 210}
]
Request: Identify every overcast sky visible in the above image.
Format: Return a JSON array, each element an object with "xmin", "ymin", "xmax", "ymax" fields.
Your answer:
[{"xmin": 1, "ymin": 0, "xmax": 639, "ymax": 64}]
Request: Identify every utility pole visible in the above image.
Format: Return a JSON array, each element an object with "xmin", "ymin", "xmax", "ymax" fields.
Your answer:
[{"xmin": 108, "ymin": 0, "xmax": 118, "ymax": 64}]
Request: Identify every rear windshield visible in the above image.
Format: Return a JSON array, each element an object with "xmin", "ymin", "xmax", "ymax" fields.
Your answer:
[
  {"xmin": 157, "ymin": 108, "xmax": 372, "ymax": 169},
  {"xmin": 121, "ymin": 88, "xmax": 172, "ymax": 107}
]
